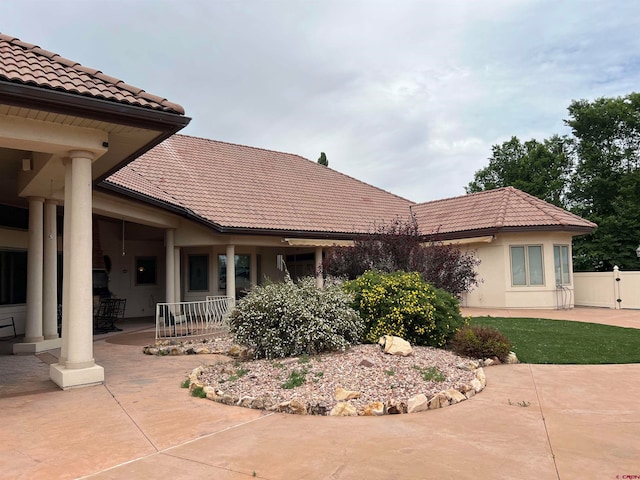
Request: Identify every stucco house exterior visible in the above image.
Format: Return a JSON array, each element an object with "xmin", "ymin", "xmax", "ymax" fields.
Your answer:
[
  {"xmin": 0, "ymin": 34, "xmax": 595, "ymax": 388},
  {"xmin": 411, "ymin": 187, "xmax": 596, "ymax": 309}
]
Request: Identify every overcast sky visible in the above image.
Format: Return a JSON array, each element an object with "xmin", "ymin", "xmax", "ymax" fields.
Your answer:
[{"xmin": 2, "ymin": 0, "xmax": 640, "ymax": 202}]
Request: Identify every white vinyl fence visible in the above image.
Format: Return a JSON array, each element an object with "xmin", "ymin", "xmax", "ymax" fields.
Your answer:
[
  {"xmin": 574, "ymin": 266, "xmax": 640, "ymax": 309},
  {"xmin": 155, "ymin": 296, "xmax": 234, "ymax": 340}
]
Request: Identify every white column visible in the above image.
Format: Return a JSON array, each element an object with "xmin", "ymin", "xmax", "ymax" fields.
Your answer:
[
  {"xmin": 43, "ymin": 199, "xmax": 59, "ymax": 340},
  {"xmin": 315, "ymin": 246, "xmax": 324, "ymax": 289},
  {"xmin": 165, "ymin": 229, "xmax": 175, "ymax": 304},
  {"xmin": 50, "ymin": 151, "xmax": 104, "ymax": 388},
  {"xmin": 226, "ymin": 244, "xmax": 236, "ymax": 303},
  {"xmin": 15, "ymin": 197, "xmax": 63, "ymax": 352},
  {"xmin": 59, "ymin": 160, "xmax": 72, "ymax": 364},
  {"xmin": 174, "ymin": 246, "xmax": 181, "ymax": 302},
  {"xmin": 23, "ymin": 197, "xmax": 44, "ymax": 343}
]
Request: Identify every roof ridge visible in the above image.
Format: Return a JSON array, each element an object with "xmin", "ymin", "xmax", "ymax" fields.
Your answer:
[
  {"xmin": 495, "ymin": 187, "xmax": 512, "ymax": 228},
  {"xmin": 413, "ymin": 186, "xmax": 509, "ymax": 207},
  {"xmin": 172, "ymin": 134, "xmax": 416, "ymax": 205},
  {"xmin": 509, "ymin": 188, "xmax": 571, "ymax": 225},
  {"xmin": 0, "ymin": 33, "xmax": 185, "ymax": 115}
]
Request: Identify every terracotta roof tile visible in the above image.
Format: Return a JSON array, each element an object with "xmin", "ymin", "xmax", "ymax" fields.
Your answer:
[
  {"xmin": 412, "ymin": 187, "xmax": 596, "ymax": 236},
  {"xmin": 0, "ymin": 33, "xmax": 185, "ymax": 115},
  {"xmin": 106, "ymin": 135, "xmax": 414, "ymax": 234}
]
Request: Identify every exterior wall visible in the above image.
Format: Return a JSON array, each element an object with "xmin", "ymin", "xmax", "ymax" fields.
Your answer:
[
  {"xmin": 462, "ymin": 231, "xmax": 576, "ymax": 309},
  {"xmin": 180, "ymin": 245, "xmax": 289, "ymax": 302},
  {"xmin": 0, "ymin": 226, "xmax": 57, "ymax": 334},
  {"xmin": 575, "ymin": 268, "xmax": 640, "ymax": 309},
  {"xmin": 98, "ymin": 219, "xmax": 166, "ymax": 318}
]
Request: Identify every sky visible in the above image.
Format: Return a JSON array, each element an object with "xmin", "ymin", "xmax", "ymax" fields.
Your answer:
[{"xmin": 2, "ymin": 0, "xmax": 640, "ymax": 203}]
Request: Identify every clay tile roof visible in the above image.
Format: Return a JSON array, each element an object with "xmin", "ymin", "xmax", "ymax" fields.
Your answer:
[
  {"xmin": 105, "ymin": 135, "xmax": 414, "ymax": 235},
  {"xmin": 411, "ymin": 186, "xmax": 597, "ymax": 237},
  {"xmin": 0, "ymin": 33, "xmax": 185, "ymax": 114}
]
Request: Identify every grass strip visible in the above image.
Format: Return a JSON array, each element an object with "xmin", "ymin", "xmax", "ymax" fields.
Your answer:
[{"xmin": 469, "ymin": 316, "xmax": 640, "ymax": 364}]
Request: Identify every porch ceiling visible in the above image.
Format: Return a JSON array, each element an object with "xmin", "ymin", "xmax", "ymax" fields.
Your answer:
[{"xmin": 0, "ymin": 104, "xmax": 173, "ymax": 202}]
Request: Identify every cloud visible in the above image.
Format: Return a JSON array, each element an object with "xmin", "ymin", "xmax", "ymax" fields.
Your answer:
[{"xmin": 3, "ymin": 0, "xmax": 640, "ymax": 202}]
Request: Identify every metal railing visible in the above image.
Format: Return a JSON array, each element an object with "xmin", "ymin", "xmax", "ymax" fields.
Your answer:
[{"xmin": 155, "ymin": 296, "xmax": 234, "ymax": 340}]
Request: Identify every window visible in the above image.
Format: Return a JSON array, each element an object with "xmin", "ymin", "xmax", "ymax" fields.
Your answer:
[
  {"xmin": 218, "ymin": 254, "xmax": 251, "ymax": 294},
  {"xmin": 0, "ymin": 250, "xmax": 27, "ymax": 305},
  {"xmin": 188, "ymin": 255, "xmax": 209, "ymax": 291},
  {"xmin": 554, "ymin": 245, "xmax": 571, "ymax": 285},
  {"xmin": 285, "ymin": 253, "xmax": 316, "ymax": 281},
  {"xmin": 135, "ymin": 257, "xmax": 157, "ymax": 285},
  {"xmin": 510, "ymin": 245, "xmax": 544, "ymax": 286}
]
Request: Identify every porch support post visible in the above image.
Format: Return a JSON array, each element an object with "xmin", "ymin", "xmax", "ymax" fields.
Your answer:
[
  {"xmin": 226, "ymin": 244, "xmax": 236, "ymax": 305},
  {"xmin": 174, "ymin": 247, "xmax": 181, "ymax": 302},
  {"xmin": 43, "ymin": 199, "xmax": 60, "ymax": 342},
  {"xmin": 165, "ymin": 229, "xmax": 175, "ymax": 304},
  {"xmin": 315, "ymin": 246, "xmax": 324, "ymax": 289},
  {"xmin": 59, "ymin": 160, "xmax": 72, "ymax": 365},
  {"xmin": 50, "ymin": 151, "xmax": 104, "ymax": 388},
  {"xmin": 13, "ymin": 197, "xmax": 45, "ymax": 352}
]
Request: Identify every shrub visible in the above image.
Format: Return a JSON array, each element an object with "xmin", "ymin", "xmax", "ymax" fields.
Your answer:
[
  {"xmin": 343, "ymin": 271, "xmax": 466, "ymax": 347},
  {"xmin": 450, "ymin": 325, "xmax": 512, "ymax": 361},
  {"xmin": 322, "ymin": 215, "xmax": 480, "ymax": 296},
  {"xmin": 229, "ymin": 275, "xmax": 363, "ymax": 359}
]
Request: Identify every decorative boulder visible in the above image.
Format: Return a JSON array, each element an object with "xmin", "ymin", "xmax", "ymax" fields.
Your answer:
[
  {"xmin": 505, "ymin": 351, "xmax": 520, "ymax": 364},
  {"xmin": 335, "ymin": 387, "xmax": 361, "ymax": 401},
  {"xmin": 330, "ymin": 402, "xmax": 357, "ymax": 416},
  {"xmin": 363, "ymin": 401, "xmax": 385, "ymax": 416},
  {"xmin": 407, "ymin": 394, "xmax": 429, "ymax": 413},
  {"xmin": 378, "ymin": 335, "xmax": 413, "ymax": 356}
]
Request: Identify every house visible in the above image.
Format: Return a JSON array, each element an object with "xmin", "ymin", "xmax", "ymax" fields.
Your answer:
[
  {"xmin": 0, "ymin": 34, "xmax": 595, "ymax": 389},
  {"xmin": 411, "ymin": 187, "xmax": 596, "ymax": 309},
  {"xmin": 0, "ymin": 33, "xmax": 189, "ymax": 388}
]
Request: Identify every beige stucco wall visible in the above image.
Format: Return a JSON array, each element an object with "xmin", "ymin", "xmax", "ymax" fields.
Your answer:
[{"xmin": 461, "ymin": 231, "xmax": 576, "ymax": 309}]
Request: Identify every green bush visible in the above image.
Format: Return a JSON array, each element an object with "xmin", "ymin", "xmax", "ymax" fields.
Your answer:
[
  {"xmin": 450, "ymin": 325, "xmax": 512, "ymax": 361},
  {"xmin": 229, "ymin": 275, "xmax": 363, "ymax": 359},
  {"xmin": 342, "ymin": 271, "xmax": 466, "ymax": 347}
]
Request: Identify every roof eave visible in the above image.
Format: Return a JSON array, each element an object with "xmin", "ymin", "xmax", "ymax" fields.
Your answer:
[
  {"xmin": 423, "ymin": 224, "xmax": 596, "ymax": 241},
  {"xmin": 0, "ymin": 81, "xmax": 190, "ymax": 132},
  {"xmin": 0, "ymin": 81, "xmax": 191, "ymax": 184}
]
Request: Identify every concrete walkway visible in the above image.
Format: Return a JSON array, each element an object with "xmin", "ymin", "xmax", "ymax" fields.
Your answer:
[{"xmin": 1, "ymin": 309, "xmax": 639, "ymax": 479}]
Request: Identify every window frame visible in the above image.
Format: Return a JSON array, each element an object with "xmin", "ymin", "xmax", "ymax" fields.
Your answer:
[
  {"xmin": 0, "ymin": 249, "xmax": 28, "ymax": 305},
  {"xmin": 188, "ymin": 254, "xmax": 210, "ymax": 292},
  {"xmin": 218, "ymin": 254, "xmax": 251, "ymax": 292},
  {"xmin": 553, "ymin": 244, "xmax": 571, "ymax": 286},
  {"xmin": 510, "ymin": 245, "xmax": 545, "ymax": 287},
  {"xmin": 135, "ymin": 256, "xmax": 158, "ymax": 286}
]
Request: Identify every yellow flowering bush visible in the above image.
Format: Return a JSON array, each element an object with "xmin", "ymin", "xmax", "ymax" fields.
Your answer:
[{"xmin": 343, "ymin": 271, "xmax": 467, "ymax": 347}]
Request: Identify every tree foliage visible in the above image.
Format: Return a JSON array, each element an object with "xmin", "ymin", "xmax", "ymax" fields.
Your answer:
[
  {"xmin": 317, "ymin": 151, "xmax": 328, "ymax": 166},
  {"xmin": 322, "ymin": 216, "xmax": 480, "ymax": 296},
  {"xmin": 567, "ymin": 93, "xmax": 640, "ymax": 271},
  {"xmin": 467, "ymin": 92, "xmax": 640, "ymax": 271},
  {"xmin": 466, "ymin": 135, "xmax": 573, "ymax": 207}
]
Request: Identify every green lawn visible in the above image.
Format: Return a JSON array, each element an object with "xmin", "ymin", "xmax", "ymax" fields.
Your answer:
[{"xmin": 469, "ymin": 316, "xmax": 640, "ymax": 364}]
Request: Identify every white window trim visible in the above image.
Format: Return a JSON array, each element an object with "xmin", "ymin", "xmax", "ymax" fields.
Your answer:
[
  {"xmin": 510, "ymin": 245, "xmax": 545, "ymax": 287},
  {"xmin": 553, "ymin": 244, "xmax": 572, "ymax": 286}
]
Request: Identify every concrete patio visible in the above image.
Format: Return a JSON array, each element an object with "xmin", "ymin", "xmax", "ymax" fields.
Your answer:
[{"xmin": 1, "ymin": 308, "xmax": 639, "ymax": 479}]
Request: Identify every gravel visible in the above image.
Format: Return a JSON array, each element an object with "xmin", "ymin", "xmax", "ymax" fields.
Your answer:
[{"xmin": 196, "ymin": 341, "xmax": 478, "ymax": 414}]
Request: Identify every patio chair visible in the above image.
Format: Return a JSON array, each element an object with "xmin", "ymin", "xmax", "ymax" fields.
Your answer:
[
  {"xmin": 0, "ymin": 316, "xmax": 17, "ymax": 339},
  {"xmin": 94, "ymin": 298, "xmax": 126, "ymax": 333}
]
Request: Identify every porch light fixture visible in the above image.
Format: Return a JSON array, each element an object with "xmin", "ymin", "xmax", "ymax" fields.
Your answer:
[{"xmin": 636, "ymin": 244, "xmax": 640, "ymax": 258}]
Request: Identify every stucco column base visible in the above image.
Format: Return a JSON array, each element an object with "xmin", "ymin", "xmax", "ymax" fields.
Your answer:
[
  {"xmin": 13, "ymin": 337, "xmax": 62, "ymax": 354},
  {"xmin": 49, "ymin": 363, "xmax": 104, "ymax": 390}
]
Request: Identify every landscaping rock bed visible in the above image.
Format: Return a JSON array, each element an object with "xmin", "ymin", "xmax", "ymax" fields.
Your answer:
[{"xmin": 145, "ymin": 336, "xmax": 517, "ymax": 416}]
